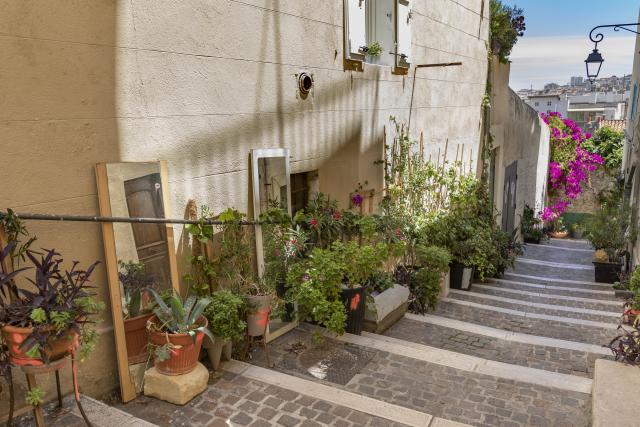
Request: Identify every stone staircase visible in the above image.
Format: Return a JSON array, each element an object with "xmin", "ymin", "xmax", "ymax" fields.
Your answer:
[{"xmin": 110, "ymin": 238, "xmax": 621, "ymax": 426}]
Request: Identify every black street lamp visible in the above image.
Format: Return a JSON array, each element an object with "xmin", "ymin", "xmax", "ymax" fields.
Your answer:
[{"xmin": 586, "ymin": 23, "xmax": 640, "ymax": 83}]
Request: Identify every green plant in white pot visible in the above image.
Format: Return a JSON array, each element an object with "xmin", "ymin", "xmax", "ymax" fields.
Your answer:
[{"xmin": 202, "ymin": 290, "xmax": 246, "ymax": 370}]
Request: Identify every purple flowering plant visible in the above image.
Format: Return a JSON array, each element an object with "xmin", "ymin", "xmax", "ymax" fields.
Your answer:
[{"xmin": 539, "ymin": 112, "xmax": 604, "ymax": 222}]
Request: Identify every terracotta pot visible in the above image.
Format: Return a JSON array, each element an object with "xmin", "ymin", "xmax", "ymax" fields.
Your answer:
[
  {"xmin": 1, "ymin": 324, "xmax": 79, "ymax": 366},
  {"xmin": 203, "ymin": 337, "xmax": 232, "ymax": 371},
  {"xmin": 244, "ymin": 294, "xmax": 272, "ymax": 337},
  {"xmin": 623, "ymin": 309, "xmax": 640, "ymax": 325},
  {"xmin": 548, "ymin": 231, "xmax": 568, "ymax": 239},
  {"xmin": 147, "ymin": 315, "xmax": 207, "ymax": 375},
  {"xmin": 124, "ymin": 312, "xmax": 154, "ymax": 364}
]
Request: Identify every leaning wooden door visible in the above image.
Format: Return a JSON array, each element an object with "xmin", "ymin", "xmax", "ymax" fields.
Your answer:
[
  {"xmin": 124, "ymin": 173, "xmax": 171, "ymax": 287},
  {"xmin": 502, "ymin": 161, "xmax": 517, "ymax": 233}
]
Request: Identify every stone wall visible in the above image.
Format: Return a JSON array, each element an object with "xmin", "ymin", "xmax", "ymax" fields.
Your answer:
[
  {"xmin": 565, "ymin": 170, "xmax": 616, "ymax": 215},
  {"xmin": 0, "ymin": 0, "xmax": 489, "ymax": 415}
]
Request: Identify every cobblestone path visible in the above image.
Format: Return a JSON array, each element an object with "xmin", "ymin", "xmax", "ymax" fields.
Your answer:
[{"xmin": 96, "ymin": 238, "xmax": 620, "ymax": 427}]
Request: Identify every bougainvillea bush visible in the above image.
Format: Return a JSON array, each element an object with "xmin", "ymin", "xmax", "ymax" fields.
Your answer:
[{"xmin": 540, "ymin": 112, "xmax": 604, "ymax": 222}]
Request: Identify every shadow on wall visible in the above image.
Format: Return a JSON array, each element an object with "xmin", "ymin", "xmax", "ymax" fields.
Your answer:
[{"xmin": 0, "ymin": 1, "xmax": 120, "ymax": 419}]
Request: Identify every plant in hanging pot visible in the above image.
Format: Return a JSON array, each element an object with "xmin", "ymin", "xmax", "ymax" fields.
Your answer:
[
  {"xmin": 0, "ymin": 246, "xmax": 104, "ymax": 367},
  {"xmin": 202, "ymin": 290, "xmax": 245, "ymax": 370},
  {"xmin": 146, "ymin": 289, "xmax": 212, "ymax": 375},
  {"xmin": 118, "ymin": 260, "xmax": 156, "ymax": 364}
]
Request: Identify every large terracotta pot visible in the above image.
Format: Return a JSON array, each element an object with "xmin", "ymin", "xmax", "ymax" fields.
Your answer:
[
  {"xmin": 124, "ymin": 312, "xmax": 154, "ymax": 364},
  {"xmin": 147, "ymin": 315, "xmax": 207, "ymax": 375},
  {"xmin": 1, "ymin": 324, "xmax": 79, "ymax": 366},
  {"xmin": 244, "ymin": 294, "xmax": 272, "ymax": 337}
]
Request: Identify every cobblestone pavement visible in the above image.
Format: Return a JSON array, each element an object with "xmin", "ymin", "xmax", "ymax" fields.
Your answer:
[
  {"xmin": 249, "ymin": 329, "xmax": 591, "ymax": 427},
  {"xmin": 448, "ymin": 292, "xmax": 618, "ymax": 324},
  {"xmin": 469, "ymin": 285, "xmax": 622, "ymax": 311},
  {"xmin": 116, "ymin": 370, "xmax": 406, "ymax": 427},
  {"xmin": 13, "ymin": 404, "xmax": 88, "ymax": 427},
  {"xmin": 433, "ymin": 300, "xmax": 615, "ymax": 345},
  {"xmin": 384, "ymin": 318, "xmax": 607, "ymax": 378}
]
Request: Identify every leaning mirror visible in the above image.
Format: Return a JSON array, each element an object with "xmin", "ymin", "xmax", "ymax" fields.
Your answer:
[
  {"xmin": 95, "ymin": 161, "xmax": 179, "ymax": 403},
  {"xmin": 250, "ymin": 148, "xmax": 297, "ymax": 341}
]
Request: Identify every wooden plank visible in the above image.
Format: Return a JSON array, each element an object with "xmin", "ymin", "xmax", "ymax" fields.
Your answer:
[
  {"xmin": 95, "ymin": 163, "xmax": 137, "ymax": 403},
  {"xmin": 159, "ymin": 161, "xmax": 182, "ymax": 297}
]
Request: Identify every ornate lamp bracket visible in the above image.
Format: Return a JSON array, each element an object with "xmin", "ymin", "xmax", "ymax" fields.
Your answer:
[{"xmin": 589, "ymin": 23, "xmax": 640, "ymax": 49}]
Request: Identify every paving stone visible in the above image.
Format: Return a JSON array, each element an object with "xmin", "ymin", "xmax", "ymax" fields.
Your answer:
[{"xmin": 278, "ymin": 414, "xmax": 302, "ymax": 426}]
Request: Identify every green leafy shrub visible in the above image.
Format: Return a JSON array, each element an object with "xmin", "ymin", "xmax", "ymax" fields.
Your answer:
[
  {"xmin": 582, "ymin": 127, "xmax": 624, "ymax": 173},
  {"xmin": 490, "ymin": 0, "xmax": 525, "ymax": 63},
  {"xmin": 412, "ymin": 245, "xmax": 451, "ymax": 313},
  {"xmin": 204, "ymin": 290, "xmax": 246, "ymax": 341},
  {"xmin": 586, "ymin": 186, "xmax": 630, "ymax": 262},
  {"xmin": 520, "ymin": 205, "xmax": 547, "ymax": 242}
]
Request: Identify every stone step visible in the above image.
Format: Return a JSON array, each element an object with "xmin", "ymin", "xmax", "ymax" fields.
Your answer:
[
  {"xmin": 248, "ymin": 328, "xmax": 591, "ymax": 426},
  {"xmin": 383, "ymin": 316, "xmax": 604, "ymax": 379},
  {"xmin": 545, "ymin": 238, "xmax": 593, "ymax": 250},
  {"xmin": 433, "ymin": 299, "xmax": 616, "ymax": 346},
  {"xmin": 471, "ymin": 283, "xmax": 622, "ymax": 312},
  {"xmin": 524, "ymin": 242, "xmax": 593, "ymax": 254},
  {"xmin": 517, "ymin": 258, "xmax": 594, "ymax": 271},
  {"xmin": 498, "ymin": 274, "xmax": 615, "ymax": 292},
  {"xmin": 522, "ymin": 244, "xmax": 593, "ymax": 266},
  {"xmin": 510, "ymin": 260, "xmax": 596, "ymax": 283},
  {"xmin": 448, "ymin": 291, "xmax": 620, "ymax": 324}
]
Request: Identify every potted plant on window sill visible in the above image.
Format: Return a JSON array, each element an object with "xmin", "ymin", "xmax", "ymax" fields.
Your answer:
[
  {"xmin": 0, "ymin": 246, "xmax": 104, "ymax": 367},
  {"xmin": 202, "ymin": 290, "xmax": 245, "ymax": 370},
  {"xmin": 147, "ymin": 290, "xmax": 213, "ymax": 375},
  {"xmin": 118, "ymin": 260, "xmax": 156, "ymax": 364}
]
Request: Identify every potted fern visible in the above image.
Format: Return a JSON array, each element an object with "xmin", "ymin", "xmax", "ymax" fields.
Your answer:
[{"xmin": 147, "ymin": 290, "xmax": 213, "ymax": 375}]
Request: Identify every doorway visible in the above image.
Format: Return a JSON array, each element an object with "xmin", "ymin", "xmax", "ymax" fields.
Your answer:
[{"xmin": 502, "ymin": 161, "xmax": 517, "ymax": 233}]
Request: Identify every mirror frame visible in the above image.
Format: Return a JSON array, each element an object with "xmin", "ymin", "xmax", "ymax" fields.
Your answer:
[
  {"xmin": 95, "ymin": 161, "xmax": 180, "ymax": 403},
  {"xmin": 250, "ymin": 148, "xmax": 297, "ymax": 341}
]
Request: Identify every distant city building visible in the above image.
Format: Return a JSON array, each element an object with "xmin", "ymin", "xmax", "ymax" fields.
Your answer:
[
  {"xmin": 525, "ymin": 94, "xmax": 568, "ymax": 117},
  {"xmin": 570, "ymin": 76, "xmax": 583, "ymax": 87}
]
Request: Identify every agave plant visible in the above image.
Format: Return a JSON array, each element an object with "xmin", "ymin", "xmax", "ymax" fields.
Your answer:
[{"xmin": 148, "ymin": 289, "xmax": 213, "ymax": 341}]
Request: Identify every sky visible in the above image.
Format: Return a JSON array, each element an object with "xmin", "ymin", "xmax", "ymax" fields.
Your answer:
[{"xmin": 505, "ymin": 0, "xmax": 639, "ymax": 90}]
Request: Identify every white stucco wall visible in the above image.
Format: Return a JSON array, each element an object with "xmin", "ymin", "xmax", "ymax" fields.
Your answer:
[
  {"xmin": 0, "ymin": 0, "xmax": 489, "ymax": 413},
  {"xmin": 490, "ymin": 58, "xmax": 550, "ymax": 232}
]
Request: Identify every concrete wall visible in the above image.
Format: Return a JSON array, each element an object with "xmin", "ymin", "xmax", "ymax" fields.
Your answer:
[
  {"xmin": 0, "ymin": 0, "xmax": 489, "ymax": 413},
  {"xmin": 490, "ymin": 58, "xmax": 550, "ymax": 232}
]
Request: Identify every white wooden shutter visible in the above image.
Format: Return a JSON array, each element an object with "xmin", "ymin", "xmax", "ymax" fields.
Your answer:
[
  {"xmin": 396, "ymin": 0, "xmax": 412, "ymax": 67},
  {"xmin": 346, "ymin": 0, "xmax": 366, "ymax": 60}
]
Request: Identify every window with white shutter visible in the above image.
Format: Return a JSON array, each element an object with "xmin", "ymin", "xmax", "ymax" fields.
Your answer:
[
  {"xmin": 343, "ymin": 0, "xmax": 412, "ymax": 73},
  {"xmin": 395, "ymin": 0, "xmax": 412, "ymax": 73}
]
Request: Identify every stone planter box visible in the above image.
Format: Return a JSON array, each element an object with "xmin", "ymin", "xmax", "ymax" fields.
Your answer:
[{"xmin": 364, "ymin": 284, "xmax": 410, "ymax": 334}]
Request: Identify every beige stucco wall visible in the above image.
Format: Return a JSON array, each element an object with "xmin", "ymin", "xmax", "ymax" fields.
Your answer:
[
  {"xmin": 0, "ymin": 0, "xmax": 489, "ymax": 415},
  {"xmin": 490, "ymin": 58, "xmax": 550, "ymax": 233}
]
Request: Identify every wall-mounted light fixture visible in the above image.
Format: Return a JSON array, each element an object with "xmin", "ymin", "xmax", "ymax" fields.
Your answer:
[
  {"xmin": 296, "ymin": 72, "xmax": 314, "ymax": 100},
  {"xmin": 585, "ymin": 23, "xmax": 640, "ymax": 83}
]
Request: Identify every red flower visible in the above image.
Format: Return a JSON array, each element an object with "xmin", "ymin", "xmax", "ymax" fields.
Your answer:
[
  {"xmin": 350, "ymin": 293, "xmax": 361, "ymax": 311},
  {"xmin": 395, "ymin": 228, "xmax": 402, "ymax": 237},
  {"xmin": 333, "ymin": 211, "xmax": 342, "ymax": 220},
  {"xmin": 309, "ymin": 218, "xmax": 319, "ymax": 229}
]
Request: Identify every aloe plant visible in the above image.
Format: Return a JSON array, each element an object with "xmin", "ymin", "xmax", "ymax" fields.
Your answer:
[{"xmin": 148, "ymin": 289, "xmax": 214, "ymax": 343}]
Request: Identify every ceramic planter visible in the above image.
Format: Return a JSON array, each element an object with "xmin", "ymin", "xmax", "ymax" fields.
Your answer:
[
  {"xmin": 548, "ymin": 231, "xmax": 568, "ymax": 239},
  {"xmin": 593, "ymin": 261, "xmax": 622, "ymax": 284},
  {"xmin": 450, "ymin": 262, "xmax": 474, "ymax": 290},
  {"xmin": 203, "ymin": 337, "xmax": 232, "ymax": 370},
  {"xmin": 571, "ymin": 229, "xmax": 584, "ymax": 239},
  {"xmin": 1, "ymin": 325, "xmax": 79, "ymax": 366},
  {"xmin": 340, "ymin": 285, "xmax": 366, "ymax": 335},
  {"xmin": 124, "ymin": 312, "xmax": 154, "ymax": 364},
  {"xmin": 244, "ymin": 294, "xmax": 272, "ymax": 337},
  {"xmin": 364, "ymin": 284, "xmax": 409, "ymax": 333},
  {"xmin": 147, "ymin": 315, "xmax": 207, "ymax": 375}
]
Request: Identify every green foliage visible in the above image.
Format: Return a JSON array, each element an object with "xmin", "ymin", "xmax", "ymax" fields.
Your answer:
[
  {"xmin": 582, "ymin": 127, "xmax": 624, "ymax": 173},
  {"xmin": 630, "ymin": 268, "xmax": 640, "ymax": 294},
  {"xmin": 294, "ymin": 193, "xmax": 342, "ymax": 249},
  {"xmin": 203, "ymin": 290, "xmax": 246, "ymax": 341},
  {"xmin": 118, "ymin": 260, "xmax": 155, "ymax": 318},
  {"xmin": 487, "ymin": 228, "xmax": 523, "ymax": 277},
  {"xmin": 586, "ymin": 185, "xmax": 630, "ymax": 261},
  {"xmin": 412, "ymin": 245, "xmax": 451, "ymax": 313},
  {"xmin": 25, "ymin": 387, "xmax": 45, "ymax": 407},
  {"xmin": 490, "ymin": 0, "xmax": 525, "ymax": 63},
  {"xmin": 217, "ymin": 208, "xmax": 257, "ymax": 294},
  {"xmin": 331, "ymin": 240, "xmax": 388, "ymax": 288},
  {"xmin": 0, "ymin": 208, "xmax": 36, "ymax": 263},
  {"xmin": 520, "ymin": 205, "xmax": 547, "ymax": 242},
  {"xmin": 366, "ymin": 41, "xmax": 383, "ymax": 58},
  {"xmin": 184, "ymin": 205, "xmax": 216, "ymax": 296},
  {"xmin": 30, "ymin": 308, "xmax": 47, "ymax": 324}
]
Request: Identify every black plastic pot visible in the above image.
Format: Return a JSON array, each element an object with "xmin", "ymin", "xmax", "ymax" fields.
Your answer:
[
  {"xmin": 523, "ymin": 237, "xmax": 541, "ymax": 244},
  {"xmin": 340, "ymin": 286, "xmax": 366, "ymax": 335},
  {"xmin": 276, "ymin": 280, "xmax": 295, "ymax": 322},
  {"xmin": 450, "ymin": 262, "xmax": 474, "ymax": 290},
  {"xmin": 593, "ymin": 262, "xmax": 622, "ymax": 284}
]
